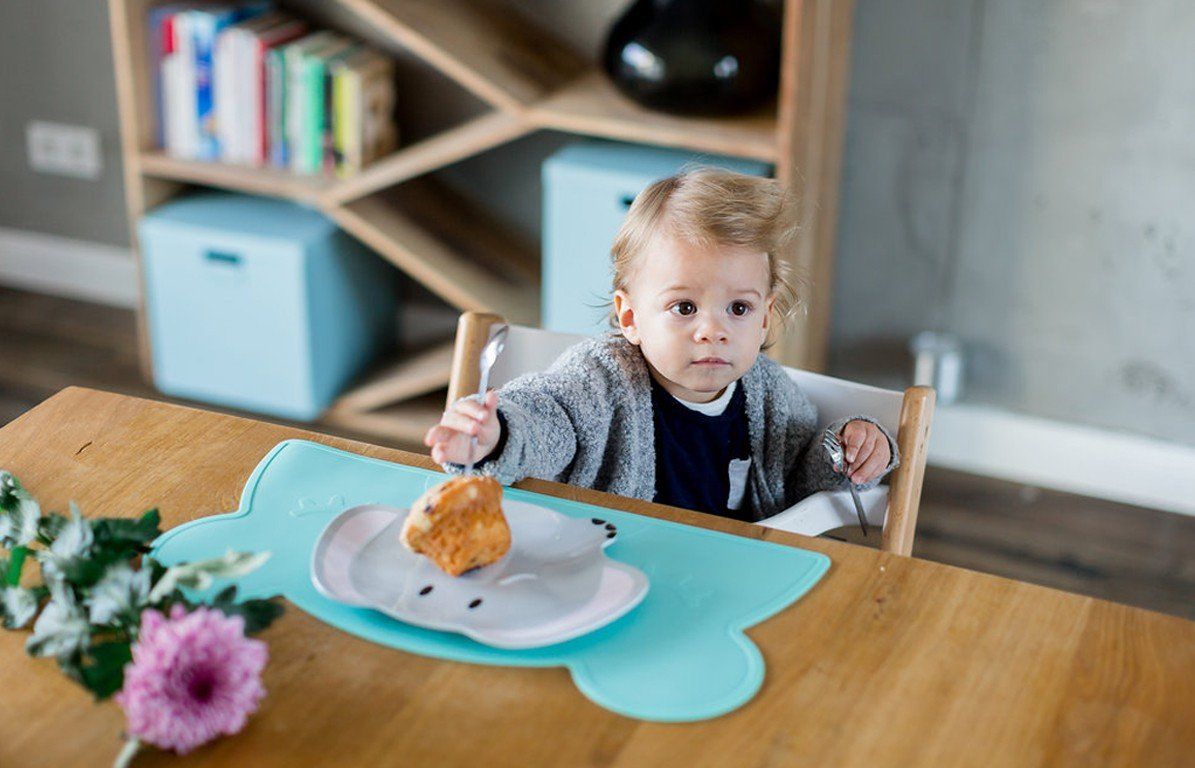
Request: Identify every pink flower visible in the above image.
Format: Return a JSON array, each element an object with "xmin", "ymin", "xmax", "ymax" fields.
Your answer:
[{"xmin": 116, "ymin": 605, "xmax": 268, "ymax": 754}]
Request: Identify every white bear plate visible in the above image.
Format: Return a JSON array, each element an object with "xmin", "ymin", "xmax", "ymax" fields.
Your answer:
[{"xmin": 310, "ymin": 500, "xmax": 649, "ymax": 649}]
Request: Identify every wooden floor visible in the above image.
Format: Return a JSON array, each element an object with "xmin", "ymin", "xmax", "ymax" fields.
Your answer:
[{"xmin": 2, "ymin": 286, "xmax": 1193, "ymax": 620}]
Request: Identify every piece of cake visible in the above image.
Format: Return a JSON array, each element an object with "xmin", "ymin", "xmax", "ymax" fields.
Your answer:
[{"xmin": 400, "ymin": 475, "xmax": 511, "ymax": 576}]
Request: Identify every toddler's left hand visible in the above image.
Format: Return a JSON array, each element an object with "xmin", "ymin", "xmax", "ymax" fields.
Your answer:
[{"xmin": 839, "ymin": 420, "xmax": 891, "ymax": 485}]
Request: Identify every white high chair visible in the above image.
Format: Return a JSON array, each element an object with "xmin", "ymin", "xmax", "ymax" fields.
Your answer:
[{"xmin": 446, "ymin": 313, "xmax": 935, "ymax": 555}]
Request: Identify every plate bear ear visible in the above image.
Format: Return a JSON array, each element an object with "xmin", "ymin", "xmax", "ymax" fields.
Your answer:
[{"xmin": 589, "ymin": 517, "xmax": 619, "ymax": 546}]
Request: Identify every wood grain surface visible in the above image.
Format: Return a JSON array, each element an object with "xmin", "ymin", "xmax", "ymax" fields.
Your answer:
[{"xmin": 0, "ymin": 388, "xmax": 1192, "ymax": 767}]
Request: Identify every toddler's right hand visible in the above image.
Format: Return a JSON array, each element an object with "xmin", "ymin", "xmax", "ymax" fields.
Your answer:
[{"xmin": 423, "ymin": 391, "xmax": 501, "ymax": 466}]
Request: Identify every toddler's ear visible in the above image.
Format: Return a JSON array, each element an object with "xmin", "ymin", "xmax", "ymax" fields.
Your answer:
[
  {"xmin": 759, "ymin": 295, "xmax": 776, "ymax": 347},
  {"xmin": 613, "ymin": 290, "xmax": 641, "ymax": 345}
]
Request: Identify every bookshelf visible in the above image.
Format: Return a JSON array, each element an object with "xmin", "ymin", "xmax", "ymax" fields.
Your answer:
[{"xmin": 106, "ymin": 0, "xmax": 856, "ymax": 446}]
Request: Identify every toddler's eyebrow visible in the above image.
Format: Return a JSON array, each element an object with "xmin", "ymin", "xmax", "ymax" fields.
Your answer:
[{"xmin": 658, "ymin": 285, "xmax": 764, "ymax": 298}]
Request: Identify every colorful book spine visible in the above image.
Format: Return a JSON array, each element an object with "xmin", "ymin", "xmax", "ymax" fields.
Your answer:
[
  {"xmin": 284, "ymin": 32, "xmax": 336, "ymax": 174},
  {"xmin": 251, "ymin": 18, "xmax": 306, "ymax": 165},
  {"xmin": 356, "ymin": 52, "xmax": 398, "ymax": 172},
  {"xmin": 266, "ymin": 46, "xmax": 288, "ymax": 167},
  {"xmin": 331, "ymin": 48, "xmax": 397, "ymax": 177},
  {"xmin": 321, "ymin": 44, "xmax": 361, "ymax": 174},
  {"xmin": 296, "ymin": 36, "xmax": 352, "ymax": 174},
  {"xmin": 147, "ymin": 4, "xmax": 186, "ymax": 149},
  {"xmin": 162, "ymin": 12, "xmax": 199, "ymax": 159},
  {"xmin": 188, "ymin": 4, "xmax": 272, "ymax": 161},
  {"xmin": 331, "ymin": 60, "xmax": 356, "ymax": 176},
  {"xmin": 187, "ymin": 7, "xmax": 240, "ymax": 160},
  {"xmin": 213, "ymin": 24, "xmax": 240, "ymax": 162}
]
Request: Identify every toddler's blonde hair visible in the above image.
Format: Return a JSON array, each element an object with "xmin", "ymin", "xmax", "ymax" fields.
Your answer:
[{"xmin": 609, "ymin": 167, "xmax": 803, "ymax": 331}]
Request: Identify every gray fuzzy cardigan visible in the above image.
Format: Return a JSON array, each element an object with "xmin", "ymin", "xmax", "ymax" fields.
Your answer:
[{"xmin": 446, "ymin": 334, "xmax": 899, "ymax": 522}]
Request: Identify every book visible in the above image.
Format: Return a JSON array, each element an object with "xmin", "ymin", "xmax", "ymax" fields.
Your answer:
[
  {"xmin": 298, "ymin": 37, "xmax": 353, "ymax": 174},
  {"xmin": 215, "ymin": 12, "xmax": 305, "ymax": 165},
  {"xmin": 320, "ymin": 43, "xmax": 363, "ymax": 174},
  {"xmin": 282, "ymin": 31, "xmax": 339, "ymax": 174},
  {"xmin": 187, "ymin": 5, "xmax": 242, "ymax": 160},
  {"xmin": 265, "ymin": 45, "xmax": 288, "ymax": 167},
  {"xmin": 147, "ymin": 3, "xmax": 190, "ymax": 150},
  {"xmin": 161, "ymin": 10, "xmax": 199, "ymax": 159},
  {"xmin": 331, "ymin": 47, "xmax": 398, "ymax": 177},
  {"xmin": 247, "ymin": 16, "xmax": 307, "ymax": 165},
  {"xmin": 187, "ymin": 3, "xmax": 271, "ymax": 160}
]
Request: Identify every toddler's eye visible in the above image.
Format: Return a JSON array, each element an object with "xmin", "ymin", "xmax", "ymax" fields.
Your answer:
[
  {"xmin": 671, "ymin": 301, "xmax": 697, "ymax": 317},
  {"xmin": 729, "ymin": 301, "xmax": 752, "ymax": 317}
]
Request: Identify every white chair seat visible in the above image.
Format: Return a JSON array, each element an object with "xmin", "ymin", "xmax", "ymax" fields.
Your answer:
[{"xmin": 758, "ymin": 486, "xmax": 889, "ymax": 537}]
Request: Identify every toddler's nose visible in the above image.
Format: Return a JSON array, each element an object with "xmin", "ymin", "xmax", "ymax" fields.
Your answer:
[{"xmin": 694, "ymin": 318, "xmax": 729, "ymax": 344}]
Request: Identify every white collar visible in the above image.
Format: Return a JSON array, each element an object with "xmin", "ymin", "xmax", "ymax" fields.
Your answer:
[{"xmin": 671, "ymin": 380, "xmax": 737, "ymax": 416}]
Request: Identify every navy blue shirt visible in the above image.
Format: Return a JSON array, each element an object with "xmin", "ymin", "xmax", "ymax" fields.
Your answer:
[{"xmin": 650, "ymin": 377, "xmax": 755, "ymax": 521}]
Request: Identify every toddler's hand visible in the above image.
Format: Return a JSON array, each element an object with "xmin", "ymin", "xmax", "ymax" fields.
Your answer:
[
  {"xmin": 424, "ymin": 391, "xmax": 501, "ymax": 466},
  {"xmin": 839, "ymin": 420, "xmax": 891, "ymax": 485}
]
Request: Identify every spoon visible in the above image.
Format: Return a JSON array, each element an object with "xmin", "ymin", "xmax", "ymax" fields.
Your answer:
[
  {"xmin": 464, "ymin": 324, "xmax": 508, "ymax": 474},
  {"xmin": 821, "ymin": 431, "xmax": 869, "ymax": 536}
]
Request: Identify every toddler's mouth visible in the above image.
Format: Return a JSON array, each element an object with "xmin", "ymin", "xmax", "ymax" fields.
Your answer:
[{"xmin": 691, "ymin": 357, "xmax": 731, "ymax": 366}]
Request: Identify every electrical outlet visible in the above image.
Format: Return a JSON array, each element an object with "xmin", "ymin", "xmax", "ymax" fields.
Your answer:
[{"xmin": 26, "ymin": 121, "xmax": 103, "ymax": 180}]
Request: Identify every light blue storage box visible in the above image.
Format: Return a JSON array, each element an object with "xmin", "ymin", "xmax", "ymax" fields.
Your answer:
[
  {"xmin": 139, "ymin": 192, "xmax": 397, "ymax": 421},
  {"xmin": 542, "ymin": 141, "xmax": 771, "ymax": 336}
]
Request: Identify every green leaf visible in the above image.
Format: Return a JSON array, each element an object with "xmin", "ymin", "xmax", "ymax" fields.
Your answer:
[
  {"xmin": 56, "ymin": 652, "xmax": 85, "ymax": 686},
  {"xmin": 5, "ymin": 546, "xmax": 28, "ymax": 586},
  {"xmin": 0, "ymin": 470, "xmax": 23, "ymax": 511},
  {"xmin": 57, "ymin": 556, "xmax": 108, "ymax": 588},
  {"xmin": 37, "ymin": 512, "xmax": 69, "ymax": 545},
  {"xmin": 210, "ymin": 587, "xmax": 285, "ymax": 635},
  {"xmin": 78, "ymin": 640, "xmax": 132, "ymax": 700},
  {"xmin": 92, "ymin": 510, "xmax": 161, "ymax": 552}
]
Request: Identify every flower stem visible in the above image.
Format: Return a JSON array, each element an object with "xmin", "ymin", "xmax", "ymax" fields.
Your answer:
[
  {"xmin": 5, "ymin": 545, "xmax": 26, "ymax": 586},
  {"xmin": 112, "ymin": 737, "xmax": 142, "ymax": 768}
]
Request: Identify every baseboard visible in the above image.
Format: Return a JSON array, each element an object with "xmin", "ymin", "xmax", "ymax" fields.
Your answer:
[
  {"xmin": 0, "ymin": 227, "xmax": 138, "ymax": 308},
  {"xmin": 929, "ymin": 403, "xmax": 1195, "ymax": 517}
]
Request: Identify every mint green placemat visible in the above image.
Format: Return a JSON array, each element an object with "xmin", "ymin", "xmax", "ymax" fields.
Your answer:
[{"xmin": 152, "ymin": 440, "xmax": 830, "ymax": 721}]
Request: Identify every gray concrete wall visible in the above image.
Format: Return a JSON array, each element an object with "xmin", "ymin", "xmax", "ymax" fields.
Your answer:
[
  {"xmin": 1, "ymin": 0, "xmax": 1191, "ymax": 446},
  {"xmin": 0, "ymin": 0, "xmax": 129, "ymax": 246},
  {"xmin": 832, "ymin": 0, "xmax": 1195, "ymax": 445}
]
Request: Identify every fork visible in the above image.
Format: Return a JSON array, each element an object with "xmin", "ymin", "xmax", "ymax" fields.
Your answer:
[
  {"xmin": 464, "ymin": 324, "xmax": 508, "ymax": 475},
  {"xmin": 821, "ymin": 431, "xmax": 869, "ymax": 536}
]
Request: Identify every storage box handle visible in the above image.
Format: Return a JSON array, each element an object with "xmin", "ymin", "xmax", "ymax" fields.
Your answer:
[{"xmin": 204, "ymin": 249, "xmax": 243, "ymax": 267}]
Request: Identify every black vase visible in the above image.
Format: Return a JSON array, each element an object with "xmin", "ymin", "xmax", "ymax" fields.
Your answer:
[{"xmin": 602, "ymin": 0, "xmax": 782, "ymax": 117}]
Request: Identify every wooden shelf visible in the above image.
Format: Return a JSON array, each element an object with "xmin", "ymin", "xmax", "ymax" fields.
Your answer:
[
  {"xmin": 329, "ymin": 180, "xmax": 539, "ymax": 326},
  {"xmin": 321, "ymin": 390, "xmax": 447, "ymax": 447},
  {"xmin": 331, "ymin": 0, "xmax": 583, "ymax": 111},
  {"xmin": 529, "ymin": 71, "xmax": 779, "ymax": 163},
  {"xmin": 329, "ymin": 340, "xmax": 454, "ymax": 415},
  {"xmin": 321, "ymin": 111, "xmax": 531, "ymax": 205},
  {"xmin": 139, "ymin": 151, "xmax": 333, "ymax": 204},
  {"xmin": 111, "ymin": 0, "xmax": 857, "ymax": 443}
]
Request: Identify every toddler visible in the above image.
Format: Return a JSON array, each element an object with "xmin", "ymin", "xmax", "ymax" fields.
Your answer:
[{"xmin": 424, "ymin": 168, "xmax": 898, "ymax": 522}]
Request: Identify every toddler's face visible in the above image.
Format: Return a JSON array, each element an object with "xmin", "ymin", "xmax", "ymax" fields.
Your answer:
[{"xmin": 614, "ymin": 235, "xmax": 772, "ymax": 403}]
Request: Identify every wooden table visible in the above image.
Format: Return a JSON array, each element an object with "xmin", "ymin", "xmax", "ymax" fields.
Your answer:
[{"xmin": 2, "ymin": 388, "xmax": 1193, "ymax": 767}]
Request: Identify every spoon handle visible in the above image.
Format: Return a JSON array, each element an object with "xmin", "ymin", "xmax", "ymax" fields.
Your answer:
[
  {"xmin": 463, "ymin": 333, "xmax": 500, "ymax": 475},
  {"xmin": 847, "ymin": 482, "xmax": 869, "ymax": 536}
]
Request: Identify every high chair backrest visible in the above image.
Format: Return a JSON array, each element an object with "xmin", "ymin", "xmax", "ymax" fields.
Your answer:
[{"xmin": 447, "ymin": 312, "xmax": 934, "ymax": 555}]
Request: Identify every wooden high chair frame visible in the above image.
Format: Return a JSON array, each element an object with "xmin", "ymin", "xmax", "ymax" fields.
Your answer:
[{"xmin": 446, "ymin": 312, "xmax": 935, "ymax": 555}]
